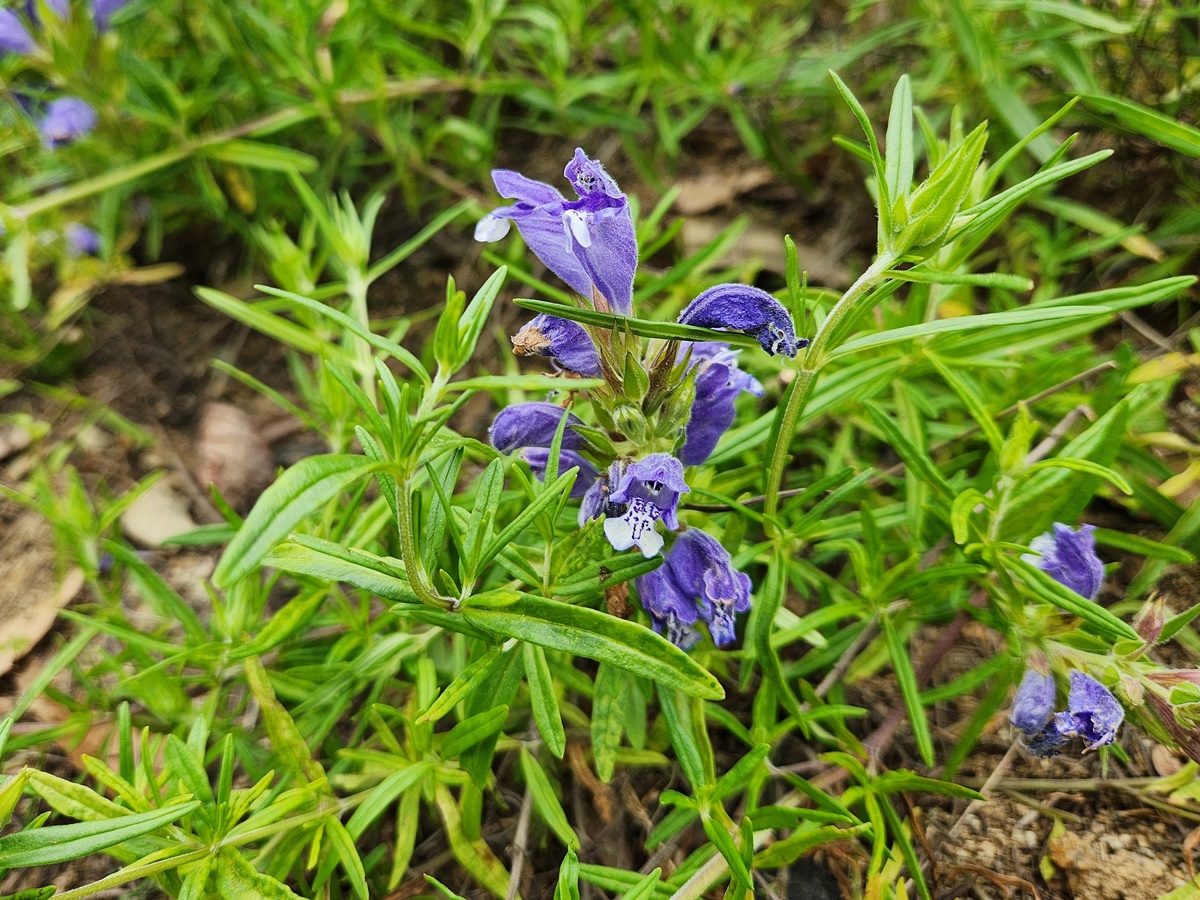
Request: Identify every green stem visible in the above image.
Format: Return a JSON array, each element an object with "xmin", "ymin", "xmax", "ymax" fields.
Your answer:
[
  {"xmin": 345, "ymin": 271, "xmax": 376, "ymax": 405},
  {"xmin": 397, "ymin": 474, "xmax": 455, "ymax": 610},
  {"xmin": 763, "ymin": 252, "xmax": 896, "ymax": 530}
]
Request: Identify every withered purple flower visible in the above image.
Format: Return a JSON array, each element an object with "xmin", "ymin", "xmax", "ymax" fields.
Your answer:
[
  {"xmin": 511, "ymin": 313, "xmax": 601, "ymax": 378},
  {"xmin": 1010, "ymin": 668, "xmax": 1055, "ymax": 736},
  {"xmin": 475, "ymin": 148, "xmax": 637, "ymax": 315},
  {"xmin": 678, "ymin": 284, "xmax": 805, "ymax": 357},
  {"xmin": 601, "ymin": 454, "xmax": 689, "ymax": 558},
  {"xmin": 679, "ymin": 343, "xmax": 763, "ymax": 466},
  {"xmin": 489, "ymin": 402, "xmax": 586, "ymax": 454},
  {"xmin": 1053, "ymin": 670, "xmax": 1124, "ymax": 752},
  {"xmin": 40, "ymin": 97, "xmax": 97, "ymax": 149},
  {"xmin": 1024, "ymin": 523, "xmax": 1105, "ymax": 601}
]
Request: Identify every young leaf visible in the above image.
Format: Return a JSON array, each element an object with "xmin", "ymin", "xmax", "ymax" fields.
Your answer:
[
  {"xmin": 523, "ymin": 643, "xmax": 567, "ymax": 758},
  {"xmin": 519, "ymin": 749, "xmax": 579, "ymax": 848}
]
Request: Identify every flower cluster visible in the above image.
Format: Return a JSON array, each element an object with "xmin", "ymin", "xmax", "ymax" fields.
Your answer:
[
  {"xmin": 479, "ymin": 149, "xmax": 806, "ymax": 648},
  {"xmin": 1011, "ymin": 523, "xmax": 1125, "ymax": 756}
]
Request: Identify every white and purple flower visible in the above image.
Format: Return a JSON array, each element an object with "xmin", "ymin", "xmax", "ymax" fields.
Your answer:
[
  {"xmin": 0, "ymin": 0, "xmax": 131, "ymax": 55},
  {"xmin": 475, "ymin": 148, "xmax": 638, "ymax": 315},
  {"xmin": 597, "ymin": 453, "xmax": 689, "ymax": 559}
]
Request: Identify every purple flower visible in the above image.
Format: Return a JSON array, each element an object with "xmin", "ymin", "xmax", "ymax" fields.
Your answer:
[
  {"xmin": 65, "ymin": 223, "xmax": 101, "ymax": 256},
  {"xmin": 474, "ymin": 149, "xmax": 637, "ymax": 315},
  {"xmin": 40, "ymin": 97, "xmax": 97, "ymax": 149},
  {"xmin": 1053, "ymin": 670, "xmax": 1124, "ymax": 752},
  {"xmin": 92, "ymin": 0, "xmax": 133, "ymax": 28},
  {"xmin": 679, "ymin": 343, "xmax": 763, "ymax": 465},
  {"xmin": 601, "ymin": 454, "xmax": 689, "ymax": 558},
  {"xmin": 635, "ymin": 529, "xmax": 752, "ymax": 648},
  {"xmin": 635, "ymin": 564, "xmax": 703, "ymax": 650},
  {"xmin": 0, "ymin": 9, "xmax": 36, "ymax": 53},
  {"xmin": 1010, "ymin": 668, "xmax": 1056, "ymax": 736},
  {"xmin": 511, "ymin": 313, "xmax": 601, "ymax": 378},
  {"xmin": 1024, "ymin": 523, "xmax": 1105, "ymax": 601},
  {"xmin": 520, "ymin": 448, "xmax": 599, "ymax": 499},
  {"xmin": 677, "ymin": 284, "xmax": 805, "ymax": 357},
  {"xmin": 489, "ymin": 402, "xmax": 586, "ymax": 454}
]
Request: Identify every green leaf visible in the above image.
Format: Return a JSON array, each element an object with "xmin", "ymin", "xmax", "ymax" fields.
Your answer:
[
  {"xmin": 832, "ymin": 306, "xmax": 1103, "ymax": 359},
  {"xmin": 1000, "ymin": 390, "xmax": 1135, "ymax": 538},
  {"xmin": 512, "ymin": 298, "xmax": 761, "ymax": 351},
  {"xmin": 433, "ymin": 783, "xmax": 513, "ymax": 899},
  {"xmin": 872, "ymin": 771, "xmax": 984, "ymax": 799},
  {"xmin": 882, "ymin": 612, "xmax": 935, "ymax": 766},
  {"xmin": 345, "ymin": 761, "xmax": 433, "ymax": 839},
  {"xmin": 264, "ymin": 537, "xmax": 419, "ymax": 604},
  {"xmin": 928, "ymin": 354, "xmax": 1004, "ymax": 454},
  {"xmin": 325, "ymin": 816, "xmax": 369, "ymax": 900},
  {"xmin": 215, "ymin": 847, "xmax": 305, "ymax": 900},
  {"xmin": 1010, "ymin": 558, "xmax": 1139, "ymax": 641},
  {"xmin": 551, "ymin": 552, "xmax": 662, "ymax": 598},
  {"xmin": 754, "ymin": 823, "xmax": 871, "ymax": 868},
  {"xmin": 243, "ymin": 655, "xmax": 325, "ymax": 785},
  {"xmin": 951, "ymin": 489, "xmax": 987, "ymax": 544},
  {"xmin": 1021, "ymin": 458, "xmax": 1132, "ymax": 495},
  {"xmin": 863, "ymin": 402, "xmax": 954, "ymax": 499},
  {"xmin": 104, "ymin": 542, "xmax": 208, "ymax": 642},
  {"xmin": 461, "ymin": 594, "xmax": 724, "ymax": 700},
  {"xmin": 523, "ymin": 643, "xmax": 566, "ymax": 759},
  {"xmin": 0, "ymin": 801, "xmax": 199, "ymax": 867},
  {"xmin": 884, "ymin": 75, "xmax": 914, "ymax": 202},
  {"xmin": 455, "ymin": 268, "xmax": 507, "ymax": 369},
  {"xmin": 203, "ymin": 139, "xmax": 318, "ymax": 172},
  {"xmin": 165, "ymin": 735, "xmax": 215, "ymax": 807},
  {"xmin": 256, "ymin": 285, "xmax": 430, "ymax": 385},
  {"xmin": 519, "ymin": 749, "xmax": 578, "ymax": 848},
  {"xmin": 214, "ymin": 454, "xmax": 382, "ymax": 588},
  {"xmin": 194, "ymin": 287, "xmax": 349, "ymax": 362},
  {"xmin": 590, "ymin": 663, "xmax": 626, "ymax": 783},
  {"xmin": 420, "ymin": 646, "xmax": 509, "ymax": 724},
  {"xmin": 439, "ymin": 706, "xmax": 509, "ymax": 760},
  {"xmin": 1081, "ymin": 94, "xmax": 1200, "ymax": 158}
]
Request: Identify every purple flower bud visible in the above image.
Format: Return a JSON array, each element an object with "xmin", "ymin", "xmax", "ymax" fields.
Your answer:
[
  {"xmin": 511, "ymin": 314, "xmax": 601, "ymax": 378},
  {"xmin": 1010, "ymin": 668, "xmax": 1056, "ymax": 735},
  {"xmin": 40, "ymin": 97, "xmax": 98, "ymax": 149},
  {"xmin": 635, "ymin": 564, "xmax": 703, "ymax": 650},
  {"xmin": 520, "ymin": 448, "xmax": 599, "ymax": 499},
  {"xmin": 0, "ymin": 9, "xmax": 36, "ymax": 54},
  {"xmin": 665, "ymin": 529, "xmax": 752, "ymax": 647},
  {"xmin": 65, "ymin": 223, "xmax": 101, "ymax": 256},
  {"xmin": 92, "ymin": 0, "xmax": 133, "ymax": 28},
  {"xmin": 1052, "ymin": 670, "xmax": 1124, "ymax": 752},
  {"xmin": 474, "ymin": 149, "xmax": 637, "ymax": 315},
  {"xmin": 679, "ymin": 343, "xmax": 763, "ymax": 465},
  {"xmin": 603, "ymin": 454, "xmax": 689, "ymax": 558},
  {"xmin": 677, "ymin": 284, "xmax": 806, "ymax": 357},
  {"xmin": 1024, "ymin": 523, "xmax": 1105, "ymax": 601},
  {"xmin": 489, "ymin": 402, "xmax": 586, "ymax": 454}
]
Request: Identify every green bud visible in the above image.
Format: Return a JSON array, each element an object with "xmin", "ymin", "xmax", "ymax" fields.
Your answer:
[{"xmin": 897, "ymin": 122, "xmax": 988, "ymax": 255}]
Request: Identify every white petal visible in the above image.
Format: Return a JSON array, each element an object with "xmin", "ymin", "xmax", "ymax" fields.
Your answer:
[
  {"xmin": 563, "ymin": 209, "xmax": 593, "ymax": 248},
  {"xmin": 474, "ymin": 214, "xmax": 511, "ymax": 243},
  {"xmin": 636, "ymin": 527, "xmax": 664, "ymax": 558},
  {"xmin": 604, "ymin": 516, "xmax": 636, "ymax": 551}
]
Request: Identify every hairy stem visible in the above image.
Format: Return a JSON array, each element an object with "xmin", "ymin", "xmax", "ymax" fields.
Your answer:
[{"xmin": 763, "ymin": 252, "xmax": 896, "ymax": 530}]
